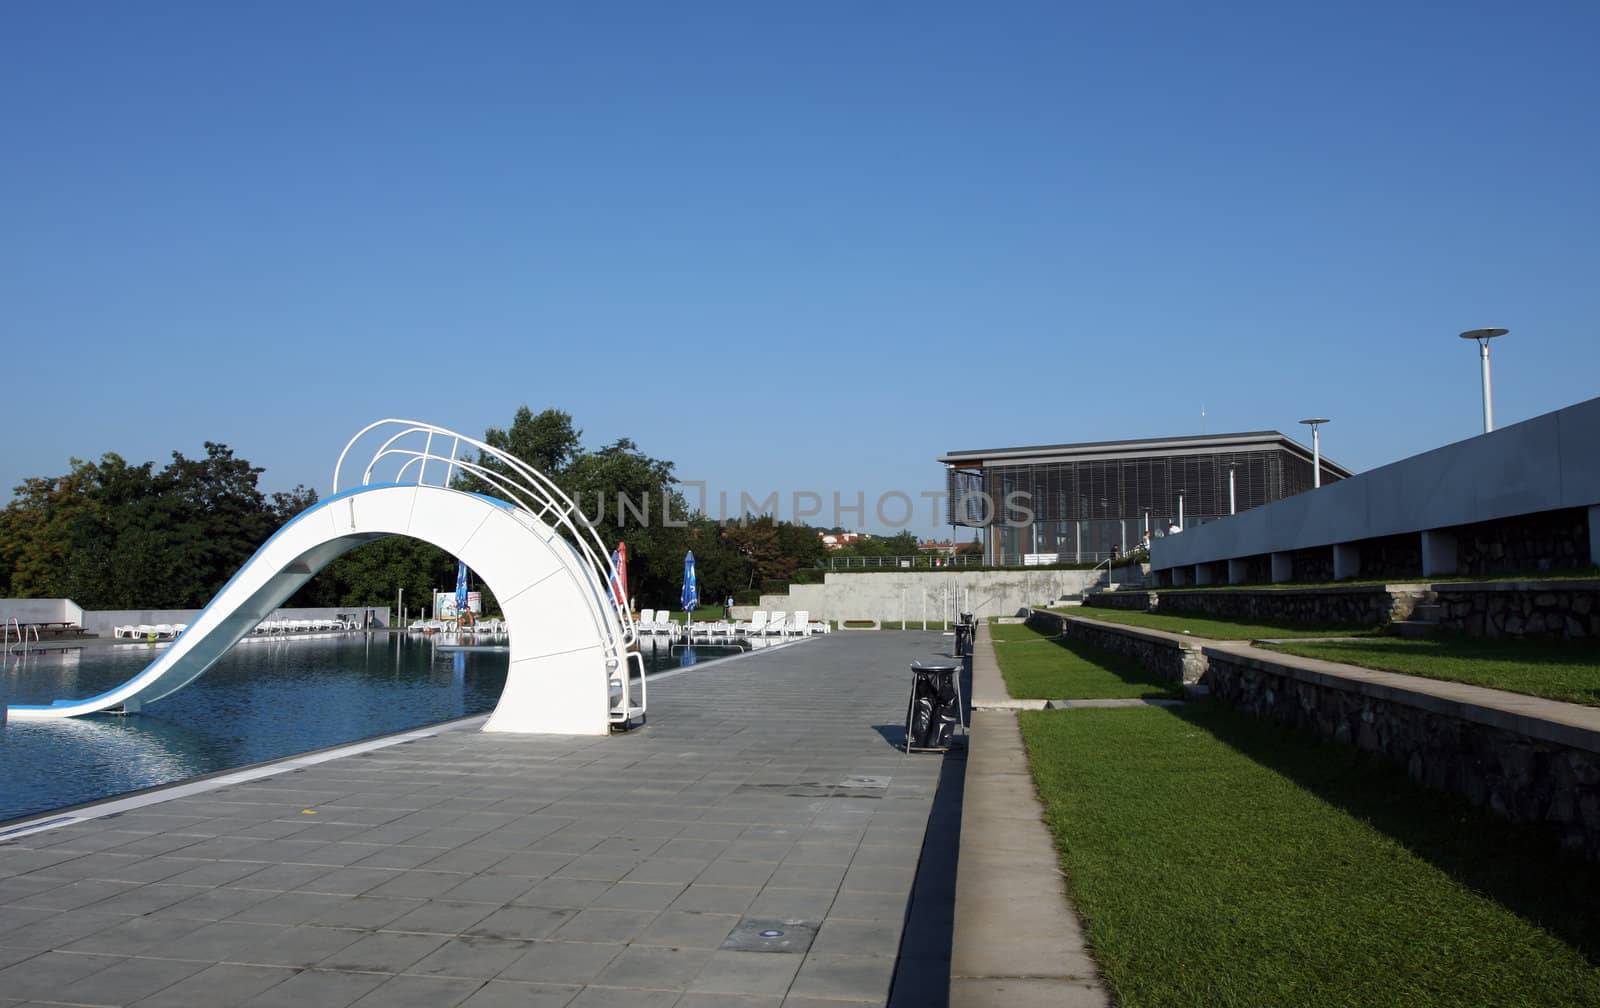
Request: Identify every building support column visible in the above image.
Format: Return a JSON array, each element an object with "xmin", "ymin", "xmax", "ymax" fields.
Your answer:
[
  {"xmin": 1172, "ymin": 566, "xmax": 1192, "ymax": 586},
  {"xmin": 1270, "ymin": 552, "xmax": 1293, "ymax": 584},
  {"xmin": 1333, "ymin": 543, "xmax": 1362, "ymax": 581},
  {"xmin": 1228, "ymin": 558, "xmax": 1250, "ymax": 585},
  {"xmin": 1421, "ymin": 530, "xmax": 1458, "ymax": 578},
  {"xmin": 1195, "ymin": 563, "xmax": 1215, "ymax": 586}
]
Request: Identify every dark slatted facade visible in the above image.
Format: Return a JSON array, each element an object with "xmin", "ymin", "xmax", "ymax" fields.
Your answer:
[{"xmin": 939, "ymin": 432, "xmax": 1352, "ymax": 565}]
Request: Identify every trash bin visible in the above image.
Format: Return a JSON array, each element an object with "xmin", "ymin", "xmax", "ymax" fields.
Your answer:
[
  {"xmin": 954, "ymin": 611, "xmax": 975, "ymax": 658},
  {"xmin": 905, "ymin": 660, "xmax": 963, "ymax": 752}
]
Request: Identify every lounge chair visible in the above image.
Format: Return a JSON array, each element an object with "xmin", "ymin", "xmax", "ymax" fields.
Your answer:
[
  {"xmin": 639, "ymin": 609, "xmax": 655, "ymax": 631},
  {"xmin": 737, "ymin": 611, "xmax": 769, "ymax": 636},
  {"xmin": 767, "ymin": 611, "xmax": 789, "ymax": 635},
  {"xmin": 789, "ymin": 611, "xmax": 811, "ymax": 636}
]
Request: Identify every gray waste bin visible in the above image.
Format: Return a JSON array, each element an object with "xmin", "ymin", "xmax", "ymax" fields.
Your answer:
[
  {"xmin": 905, "ymin": 660, "xmax": 963, "ymax": 752},
  {"xmin": 954, "ymin": 611, "xmax": 975, "ymax": 658}
]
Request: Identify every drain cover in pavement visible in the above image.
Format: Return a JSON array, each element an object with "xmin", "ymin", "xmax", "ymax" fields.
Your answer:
[{"xmin": 720, "ymin": 917, "xmax": 819, "ymax": 954}]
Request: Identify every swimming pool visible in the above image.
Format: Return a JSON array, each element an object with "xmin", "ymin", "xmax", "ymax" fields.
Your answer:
[{"xmin": 0, "ymin": 632, "xmax": 729, "ymax": 824}]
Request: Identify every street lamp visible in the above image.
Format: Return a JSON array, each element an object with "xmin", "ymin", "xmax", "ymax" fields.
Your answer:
[
  {"xmin": 1459, "ymin": 328, "xmax": 1508, "ymax": 433},
  {"xmin": 1299, "ymin": 418, "xmax": 1330, "ymax": 488}
]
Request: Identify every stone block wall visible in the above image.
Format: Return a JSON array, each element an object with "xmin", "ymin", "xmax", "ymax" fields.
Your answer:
[
  {"xmin": 1455, "ymin": 506, "xmax": 1592, "ymax": 576},
  {"xmin": 1132, "ymin": 586, "xmax": 1404, "ymax": 627},
  {"xmin": 1082, "ymin": 591, "xmax": 1153, "ymax": 611},
  {"xmin": 1431, "ymin": 582, "xmax": 1600, "ymax": 640},
  {"xmin": 1203, "ymin": 646, "xmax": 1600, "ymax": 859}
]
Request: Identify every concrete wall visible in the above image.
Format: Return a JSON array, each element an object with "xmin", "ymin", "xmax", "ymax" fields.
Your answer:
[
  {"xmin": 1152, "ymin": 395, "xmax": 1600, "ymax": 575},
  {"xmin": 754, "ymin": 569, "xmax": 1107, "ymax": 623},
  {"xmin": 0, "ymin": 599, "xmax": 84, "ymax": 626}
]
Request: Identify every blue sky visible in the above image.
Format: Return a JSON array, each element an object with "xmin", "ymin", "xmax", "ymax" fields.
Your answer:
[{"xmin": 4, "ymin": 2, "xmax": 1596, "ymax": 536}]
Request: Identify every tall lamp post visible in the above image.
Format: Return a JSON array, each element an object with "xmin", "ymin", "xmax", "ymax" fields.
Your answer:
[
  {"xmin": 1459, "ymin": 328, "xmax": 1508, "ymax": 433},
  {"xmin": 1299, "ymin": 418, "xmax": 1330, "ymax": 488}
]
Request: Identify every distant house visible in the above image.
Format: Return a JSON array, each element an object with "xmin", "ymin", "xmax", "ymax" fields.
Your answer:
[{"xmin": 819, "ymin": 531, "xmax": 866, "ymax": 551}]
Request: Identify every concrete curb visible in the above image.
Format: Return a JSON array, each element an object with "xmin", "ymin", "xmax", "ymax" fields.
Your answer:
[{"xmin": 950, "ymin": 622, "xmax": 1111, "ymax": 1007}]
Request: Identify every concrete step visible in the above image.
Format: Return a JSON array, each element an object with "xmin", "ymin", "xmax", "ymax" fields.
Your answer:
[{"xmin": 1412, "ymin": 603, "xmax": 1444, "ymax": 622}]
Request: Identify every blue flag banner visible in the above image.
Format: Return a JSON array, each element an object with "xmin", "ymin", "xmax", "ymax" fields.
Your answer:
[
  {"xmin": 456, "ymin": 561, "xmax": 469, "ymax": 613},
  {"xmin": 680, "ymin": 551, "xmax": 699, "ymax": 614}
]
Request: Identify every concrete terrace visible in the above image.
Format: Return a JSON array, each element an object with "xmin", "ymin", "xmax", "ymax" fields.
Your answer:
[{"xmin": 0, "ymin": 632, "xmax": 974, "ymax": 1008}]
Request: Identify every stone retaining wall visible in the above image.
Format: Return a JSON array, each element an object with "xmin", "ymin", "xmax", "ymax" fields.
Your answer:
[
  {"xmin": 1025, "ymin": 609, "xmax": 1205, "ymax": 684},
  {"xmin": 1089, "ymin": 585, "xmax": 1408, "ymax": 626},
  {"xmin": 1203, "ymin": 645, "xmax": 1600, "ymax": 859},
  {"xmin": 1086, "ymin": 579, "xmax": 1600, "ymax": 640},
  {"xmin": 1430, "ymin": 582, "xmax": 1600, "ymax": 640}
]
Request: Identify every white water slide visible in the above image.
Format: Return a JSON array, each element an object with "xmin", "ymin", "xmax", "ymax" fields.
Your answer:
[{"xmin": 5, "ymin": 420, "xmax": 643, "ymax": 735}]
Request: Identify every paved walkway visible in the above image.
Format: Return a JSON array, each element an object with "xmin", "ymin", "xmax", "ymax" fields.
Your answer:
[
  {"xmin": 950, "ymin": 623, "xmax": 1108, "ymax": 1007},
  {"xmin": 0, "ymin": 632, "xmax": 968, "ymax": 1008}
]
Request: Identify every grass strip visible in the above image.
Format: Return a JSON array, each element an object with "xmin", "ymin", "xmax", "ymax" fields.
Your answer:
[
  {"xmin": 1265, "ymin": 636, "xmax": 1600, "ymax": 706},
  {"xmin": 1066, "ymin": 606, "xmax": 1380, "ymax": 640},
  {"xmin": 990, "ymin": 623, "xmax": 1176, "ymax": 699},
  {"xmin": 1020, "ymin": 703, "xmax": 1600, "ymax": 1007}
]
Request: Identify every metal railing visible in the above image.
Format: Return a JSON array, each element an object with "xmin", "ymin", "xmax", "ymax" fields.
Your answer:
[
  {"xmin": 825, "ymin": 554, "xmax": 985, "ymax": 570},
  {"xmin": 333, "ymin": 420, "xmax": 640, "ymax": 718},
  {"xmin": 4, "ymin": 619, "xmax": 40, "ymax": 655}
]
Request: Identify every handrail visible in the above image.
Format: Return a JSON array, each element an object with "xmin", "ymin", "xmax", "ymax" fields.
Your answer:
[
  {"xmin": 332, "ymin": 420, "xmax": 637, "ymax": 668},
  {"xmin": 5, "ymin": 618, "xmax": 40, "ymax": 655}
]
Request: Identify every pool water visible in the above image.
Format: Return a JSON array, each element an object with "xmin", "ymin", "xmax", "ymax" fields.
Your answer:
[{"xmin": 0, "ymin": 632, "xmax": 730, "ymax": 824}]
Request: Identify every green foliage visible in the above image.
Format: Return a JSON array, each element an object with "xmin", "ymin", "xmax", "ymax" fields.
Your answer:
[{"xmin": 0, "ymin": 445, "xmax": 312, "ymax": 609}]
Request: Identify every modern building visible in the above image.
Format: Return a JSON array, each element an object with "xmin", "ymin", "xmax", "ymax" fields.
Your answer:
[{"xmin": 938, "ymin": 432, "xmax": 1352, "ymax": 566}]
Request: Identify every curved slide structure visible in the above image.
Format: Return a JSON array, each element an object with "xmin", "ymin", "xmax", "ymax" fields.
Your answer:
[{"xmin": 6, "ymin": 422, "xmax": 638, "ymax": 736}]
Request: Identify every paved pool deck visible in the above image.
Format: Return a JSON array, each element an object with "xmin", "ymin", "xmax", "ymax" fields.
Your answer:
[{"xmin": 0, "ymin": 631, "xmax": 978, "ymax": 1007}]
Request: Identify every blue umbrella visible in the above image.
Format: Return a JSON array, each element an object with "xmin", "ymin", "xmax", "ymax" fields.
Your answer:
[{"xmin": 680, "ymin": 550, "xmax": 699, "ymax": 617}]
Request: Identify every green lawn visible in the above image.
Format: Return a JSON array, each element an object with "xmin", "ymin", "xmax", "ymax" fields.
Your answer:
[
  {"xmin": 1265, "ymin": 636, "xmax": 1600, "ymax": 706},
  {"xmin": 990, "ymin": 623, "xmax": 1176, "ymax": 699},
  {"xmin": 1065, "ymin": 606, "xmax": 1381, "ymax": 640},
  {"xmin": 1020, "ymin": 703, "xmax": 1600, "ymax": 1007}
]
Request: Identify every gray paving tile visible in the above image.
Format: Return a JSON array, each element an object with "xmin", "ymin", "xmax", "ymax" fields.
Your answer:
[
  {"xmin": 786, "ymin": 953, "xmax": 897, "ymax": 1002},
  {"xmin": 128, "ymin": 962, "xmax": 297, "ymax": 1007},
  {"xmin": 497, "ymin": 940, "xmax": 624, "ymax": 984},
  {"xmin": 306, "ymin": 894, "xmax": 424, "ymax": 929},
  {"xmin": 347, "ymin": 973, "xmax": 484, "ymax": 1007},
  {"xmin": 677, "ymin": 995, "xmax": 783, "ymax": 1008},
  {"xmin": 406, "ymin": 935, "xmax": 532, "ymax": 979},
  {"xmin": 0, "ymin": 950, "xmax": 122, "ymax": 998},
  {"xmin": 686, "ymin": 950, "xmax": 804, "ymax": 997},
  {"xmin": 233, "ymin": 923, "xmax": 366, "ymax": 968},
  {"xmin": 550, "ymin": 907, "xmax": 660, "ymax": 943},
  {"xmin": 55, "ymin": 953, "xmax": 211, "ymax": 1005},
  {"xmin": 745, "ymin": 888, "xmax": 837, "ymax": 922},
  {"xmin": 594, "ymin": 944, "xmax": 715, "ymax": 989},
  {"xmin": 235, "ymin": 967, "xmax": 386, "ymax": 1008},
  {"xmin": 457, "ymin": 980, "xmax": 585, "ymax": 1007},
  {"xmin": 567, "ymin": 987, "xmax": 682, "ymax": 1007},
  {"xmin": 465, "ymin": 905, "xmax": 577, "ymax": 942},
  {"xmin": 59, "ymin": 914, "xmax": 209, "ymax": 956},
  {"xmin": 384, "ymin": 899, "xmax": 500, "ymax": 935},
  {"xmin": 810, "ymin": 918, "xmax": 903, "ymax": 958},
  {"xmin": 634, "ymin": 910, "xmax": 742, "ymax": 950},
  {"xmin": 317, "ymin": 931, "xmax": 448, "ymax": 972},
  {"xmin": 668, "ymin": 884, "xmax": 760, "ymax": 915},
  {"xmin": 589, "ymin": 883, "xmax": 687, "ymax": 912}
]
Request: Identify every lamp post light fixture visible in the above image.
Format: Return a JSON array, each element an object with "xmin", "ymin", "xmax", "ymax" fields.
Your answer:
[
  {"xmin": 1459, "ymin": 327, "xmax": 1508, "ymax": 433},
  {"xmin": 1299, "ymin": 418, "xmax": 1330, "ymax": 488}
]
